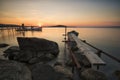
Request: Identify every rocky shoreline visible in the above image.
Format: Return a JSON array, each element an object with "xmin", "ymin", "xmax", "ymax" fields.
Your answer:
[
  {"xmin": 0, "ymin": 37, "xmax": 112, "ymax": 80},
  {"xmin": 0, "ymin": 37, "xmax": 73, "ymax": 80},
  {"xmin": 0, "ymin": 43, "xmax": 9, "ymax": 48}
]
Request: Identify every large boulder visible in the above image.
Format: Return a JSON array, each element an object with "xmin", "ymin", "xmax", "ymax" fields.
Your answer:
[
  {"xmin": 0, "ymin": 59, "xmax": 32, "ymax": 80},
  {"xmin": 114, "ymin": 70, "xmax": 120, "ymax": 80},
  {"xmin": 30, "ymin": 63, "xmax": 63, "ymax": 80},
  {"xmin": 3, "ymin": 38, "xmax": 59, "ymax": 64},
  {"xmin": 15, "ymin": 50, "xmax": 34, "ymax": 62},
  {"xmin": 54, "ymin": 63, "xmax": 73, "ymax": 80},
  {"xmin": 17, "ymin": 37, "xmax": 59, "ymax": 57},
  {"xmin": 3, "ymin": 46, "xmax": 20, "ymax": 60},
  {"xmin": 81, "ymin": 68, "xmax": 108, "ymax": 80},
  {"xmin": 3, "ymin": 46, "xmax": 56, "ymax": 63},
  {"xmin": 4, "ymin": 46, "xmax": 20, "ymax": 53}
]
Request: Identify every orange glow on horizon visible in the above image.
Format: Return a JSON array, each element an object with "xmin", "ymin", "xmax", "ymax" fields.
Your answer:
[
  {"xmin": 0, "ymin": 0, "xmax": 120, "ymax": 27},
  {"xmin": 0, "ymin": 18, "xmax": 120, "ymax": 27},
  {"xmin": 38, "ymin": 23, "xmax": 42, "ymax": 27}
]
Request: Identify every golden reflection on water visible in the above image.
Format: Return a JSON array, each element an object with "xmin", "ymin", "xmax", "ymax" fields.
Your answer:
[
  {"xmin": 68, "ymin": 28, "xmax": 120, "ymax": 46},
  {"xmin": 0, "ymin": 28, "xmax": 120, "ymax": 80},
  {"xmin": 0, "ymin": 28, "xmax": 120, "ymax": 48},
  {"xmin": 0, "ymin": 28, "xmax": 120, "ymax": 46}
]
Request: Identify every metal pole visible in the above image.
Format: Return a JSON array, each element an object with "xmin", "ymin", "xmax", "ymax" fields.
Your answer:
[
  {"xmin": 65, "ymin": 26, "xmax": 67, "ymax": 40},
  {"xmin": 82, "ymin": 40, "xmax": 120, "ymax": 63}
]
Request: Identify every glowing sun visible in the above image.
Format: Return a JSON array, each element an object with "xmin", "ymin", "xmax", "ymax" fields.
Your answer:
[{"xmin": 38, "ymin": 23, "xmax": 42, "ymax": 27}]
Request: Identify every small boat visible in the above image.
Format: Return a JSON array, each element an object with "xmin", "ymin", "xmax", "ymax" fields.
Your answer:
[
  {"xmin": 16, "ymin": 27, "xmax": 42, "ymax": 31},
  {"xmin": 16, "ymin": 24, "xmax": 42, "ymax": 31}
]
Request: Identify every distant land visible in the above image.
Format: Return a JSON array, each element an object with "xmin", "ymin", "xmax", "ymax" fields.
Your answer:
[
  {"xmin": 44, "ymin": 25, "xmax": 120, "ymax": 28},
  {"xmin": 73, "ymin": 26, "xmax": 120, "ymax": 28},
  {"xmin": 0, "ymin": 24, "xmax": 120, "ymax": 28}
]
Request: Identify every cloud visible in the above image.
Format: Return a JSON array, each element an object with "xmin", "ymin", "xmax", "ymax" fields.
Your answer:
[{"xmin": 0, "ymin": 12, "xmax": 16, "ymax": 18}]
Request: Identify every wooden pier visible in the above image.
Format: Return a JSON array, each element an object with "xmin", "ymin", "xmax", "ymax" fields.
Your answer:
[
  {"xmin": 63, "ymin": 30, "xmax": 120, "ymax": 80},
  {"xmin": 64, "ymin": 31, "xmax": 107, "ymax": 80},
  {"xmin": 67, "ymin": 31, "xmax": 106, "ymax": 67}
]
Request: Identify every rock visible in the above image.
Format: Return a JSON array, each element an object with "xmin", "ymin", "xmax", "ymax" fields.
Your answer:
[
  {"xmin": 114, "ymin": 70, "xmax": 120, "ymax": 80},
  {"xmin": 3, "ymin": 46, "xmax": 20, "ymax": 60},
  {"xmin": 0, "ymin": 59, "xmax": 32, "ymax": 80},
  {"xmin": 30, "ymin": 63, "xmax": 60, "ymax": 80},
  {"xmin": 15, "ymin": 50, "xmax": 33, "ymax": 62},
  {"xmin": 28, "ymin": 53, "xmax": 55, "ymax": 64},
  {"xmin": 66, "ymin": 59, "xmax": 74, "ymax": 67},
  {"xmin": 81, "ymin": 68, "xmax": 108, "ymax": 80},
  {"xmin": 54, "ymin": 61, "xmax": 63, "ymax": 66},
  {"xmin": 29, "ymin": 57, "xmax": 40, "ymax": 64},
  {"xmin": 45, "ymin": 53, "xmax": 55, "ymax": 59},
  {"xmin": 3, "ymin": 38, "xmax": 59, "ymax": 64},
  {"xmin": 30, "ymin": 63, "xmax": 72, "ymax": 80},
  {"xmin": 3, "ymin": 47, "xmax": 56, "ymax": 63},
  {"xmin": 68, "ymin": 30, "xmax": 79, "ymax": 36},
  {"xmin": 16, "ymin": 37, "xmax": 59, "ymax": 63},
  {"xmin": 4, "ymin": 46, "xmax": 20, "ymax": 53},
  {"xmin": 17, "ymin": 37, "xmax": 59, "ymax": 57},
  {"xmin": 0, "ymin": 43, "xmax": 9, "ymax": 48},
  {"xmin": 54, "ymin": 65, "xmax": 73, "ymax": 80}
]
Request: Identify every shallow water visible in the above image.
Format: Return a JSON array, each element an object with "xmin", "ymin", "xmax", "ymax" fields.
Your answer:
[{"xmin": 0, "ymin": 28, "xmax": 120, "ymax": 80}]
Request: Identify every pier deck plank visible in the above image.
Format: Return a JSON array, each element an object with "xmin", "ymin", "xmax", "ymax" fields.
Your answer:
[{"xmin": 68, "ymin": 33, "xmax": 106, "ymax": 65}]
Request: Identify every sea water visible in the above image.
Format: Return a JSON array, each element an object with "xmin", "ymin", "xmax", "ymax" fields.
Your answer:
[{"xmin": 0, "ymin": 28, "xmax": 120, "ymax": 80}]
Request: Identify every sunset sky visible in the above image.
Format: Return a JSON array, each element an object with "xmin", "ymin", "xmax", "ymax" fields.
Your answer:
[{"xmin": 0, "ymin": 0, "xmax": 120, "ymax": 27}]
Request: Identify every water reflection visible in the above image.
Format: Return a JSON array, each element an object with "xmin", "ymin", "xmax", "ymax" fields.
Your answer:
[
  {"xmin": 0, "ymin": 28, "xmax": 120, "ymax": 80},
  {"xmin": 20, "ymin": 31, "xmax": 25, "ymax": 37}
]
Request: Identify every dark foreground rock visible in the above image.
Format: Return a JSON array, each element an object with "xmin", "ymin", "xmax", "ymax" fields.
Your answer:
[
  {"xmin": 81, "ymin": 68, "xmax": 108, "ymax": 80},
  {"xmin": 3, "ymin": 37, "xmax": 59, "ymax": 63},
  {"xmin": 3, "ymin": 46, "xmax": 20, "ymax": 60},
  {"xmin": 0, "ymin": 59, "xmax": 72, "ymax": 80},
  {"xmin": 30, "ymin": 63, "xmax": 72, "ymax": 80},
  {"xmin": 30, "ymin": 63, "xmax": 58, "ymax": 80},
  {"xmin": 0, "ymin": 59, "xmax": 31, "ymax": 80},
  {"xmin": 17, "ymin": 37, "xmax": 59, "ymax": 57},
  {"xmin": 4, "ymin": 47, "xmax": 57, "ymax": 63},
  {"xmin": 0, "ymin": 43, "xmax": 9, "ymax": 48},
  {"xmin": 54, "ymin": 64, "xmax": 73, "ymax": 80},
  {"xmin": 114, "ymin": 70, "xmax": 120, "ymax": 80}
]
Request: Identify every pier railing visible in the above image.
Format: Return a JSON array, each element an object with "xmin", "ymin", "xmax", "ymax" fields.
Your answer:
[
  {"xmin": 64, "ymin": 31, "xmax": 108, "ymax": 80},
  {"xmin": 81, "ymin": 40, "xmax": 120, "ymax": 63},
  {"xmin": 67, "ymin": 31, "xmax": 106, "ymax": 67},
  {"xmin": 64, "ymin": 30, "xmax": 120, "ymax": 80}
]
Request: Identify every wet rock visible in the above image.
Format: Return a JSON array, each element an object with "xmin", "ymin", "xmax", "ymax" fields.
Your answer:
[
  {"xmin": 66, "ymin": 59, "xmax": 74, "ymax": 67},
  {"xmin": 29, "ymin": 62, "xmax": 72, "ymax": 80},
  {"xmin": 54, "ymin": 65, "xmax": 73, "ymax": 80},
  {"xmin": 4, "ymin": 46, "xmax": 20, "ymax": 53},
  {"xmin": 30, "ymin": 63, "xmax": 60, "ymax": 80},
  {"xmin": 3, "ymin": 38, "xmax": 59, "ymax": 64},
  {"xmin": 15, "ymin": 50, "xmax": 33, "ymax": 62},
  {"xmin": 68, "ymin": 30, "xmax": 79, "ymax": 36},
  {"xmin": 114, "ymin": 70, "xmax": 120, "ymax": 80},
  {"xmin": 3, "ymin": 46, "xmax": 20, "ymax": 60},
  {"xmin": 45, "ymin": 53, "xmax": 55, "ymax": 59},
  {"xmin": 17, "ymin": 37, "xmax": 59, "ymax": 57},
  {"xmin": 81, "ymin": 68, "xmax": 108, "ymax": 80},
  {"xmin": 3, "ymin": 48, "xmax": 56, "ymax": 63},
  {"xmin": 0, "ymin": 59, "xmax": 32, "ymax": 80},
  {"xmin": 29, "ymin": 57, "xmax": 40, "ymax": 64},
  {"xmin": 28, "ymin": 53, "xmax": 55, "ymax": 64},
  {"xmin": 0, "ymin": 43, "xmax": 9, "ymax": 48},
  {"xmin": 54, "ymin": 61, "xmax": 63, "ymax": 66}
]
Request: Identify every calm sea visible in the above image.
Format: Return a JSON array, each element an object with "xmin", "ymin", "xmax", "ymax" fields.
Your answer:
[{"xmin": 0, "ymin": 28, "xmax": 120, "ymax": 80}]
